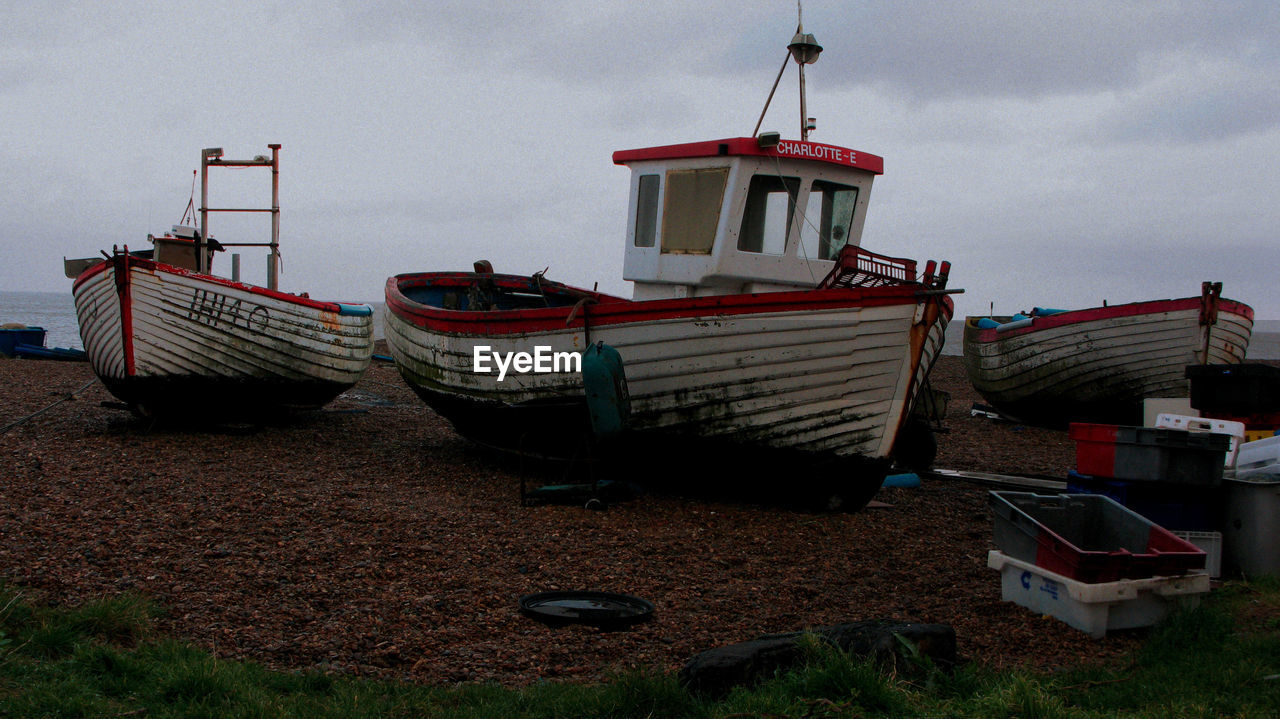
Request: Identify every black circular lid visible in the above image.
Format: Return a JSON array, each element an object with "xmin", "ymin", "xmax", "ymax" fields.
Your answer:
[{"xmin": 519, "ymin": 591, "xmax": 655, "ymax": 629}]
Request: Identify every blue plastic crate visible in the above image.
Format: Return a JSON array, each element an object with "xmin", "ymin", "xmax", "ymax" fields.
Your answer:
[{"xmin": 1067, "ymin": 472, "xmax": 1220, "ymax": 532}]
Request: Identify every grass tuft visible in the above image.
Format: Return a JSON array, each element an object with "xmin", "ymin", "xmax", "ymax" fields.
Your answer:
[{"xmin": 64, "ymin": 592, "xmax": 156, "ymax": 646}]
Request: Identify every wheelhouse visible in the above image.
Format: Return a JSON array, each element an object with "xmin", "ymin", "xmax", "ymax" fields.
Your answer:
[{"xmin": 614, "ymin": 136, "xmax": 884, "ymax": 300}]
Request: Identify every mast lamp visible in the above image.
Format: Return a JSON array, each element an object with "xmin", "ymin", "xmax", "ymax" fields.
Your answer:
[{"xmin": 788, "ymin": 33, "xmax": 822, "ymax": 65}]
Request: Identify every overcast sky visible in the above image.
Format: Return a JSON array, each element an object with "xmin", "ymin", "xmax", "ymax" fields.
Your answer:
[{"xmin": 2, "ymin": 1, "xmax": 1277, "ymax": 321}]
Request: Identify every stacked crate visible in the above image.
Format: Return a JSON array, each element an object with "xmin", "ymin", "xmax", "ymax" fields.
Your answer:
[
  {"xmin": 1185, "ymin": 364, "xmax": 1280, "ymax": 575},
  {"xmin": 988, "ymin": 491, "xmax": 1210, "ymax": 637},
  {"xmin": 1066, "ymin": 423, "xmax": 1231, "ymax": 537}
]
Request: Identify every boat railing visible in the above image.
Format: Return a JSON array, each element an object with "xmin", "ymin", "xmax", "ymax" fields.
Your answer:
[{"xmin": 819, "ymin": 245, "xmax": 919, "ymax": 289}]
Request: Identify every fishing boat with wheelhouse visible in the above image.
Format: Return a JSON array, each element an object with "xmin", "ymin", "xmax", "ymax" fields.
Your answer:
[{"xmin": 384, "ymin": 24, "xmax": 959, "ymax": 509}]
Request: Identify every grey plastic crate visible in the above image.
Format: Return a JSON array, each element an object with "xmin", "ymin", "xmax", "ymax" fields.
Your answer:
[
  {"xmin": 990, "ymin": 491, "xmax": 1206, "ymax": 582},
  {"xmin": 1071, "ymin": 423, "xmax": 1229, "ymax": 486}
]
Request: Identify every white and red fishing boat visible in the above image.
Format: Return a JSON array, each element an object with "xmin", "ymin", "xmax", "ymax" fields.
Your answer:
[
  {"xmin": 384, "ymin": 25, "xmax": 958, "ymax": 508},
  {"xmin": 962, "ymin": 282, "xmax": 1253, "ymax": 427},
  {"xmin": 67, "ymin": 145, "xmax": 374, "ymax": 418}
]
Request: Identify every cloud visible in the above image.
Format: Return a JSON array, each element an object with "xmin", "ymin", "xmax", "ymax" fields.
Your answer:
[{"xmin": 1, "ymin": 0, "xmax": 1277, "ymax": 324}]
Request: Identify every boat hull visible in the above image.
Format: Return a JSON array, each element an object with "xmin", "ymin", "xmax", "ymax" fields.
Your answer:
[
  {"xmin": 72, "ymin": 253, "xmax": 374, "ymax": 417},
  {"xmin": 962, "ymin": 294, "xmax": 1253, "ymax": 426},
  {"xmin": 385, "ymin": 271, "xmax": 953, "ymax": 501}
]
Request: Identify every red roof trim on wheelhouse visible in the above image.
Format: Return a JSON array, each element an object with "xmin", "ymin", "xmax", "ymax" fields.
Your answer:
[{"xmin": 612, "ymin": 137, "xmax": 884, "ymax": 175}]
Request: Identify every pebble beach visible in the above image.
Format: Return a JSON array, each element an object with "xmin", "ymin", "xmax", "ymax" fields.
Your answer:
[{"xmin": 0, "ymin": 351, "xmax": 1151, "ymax": 686}]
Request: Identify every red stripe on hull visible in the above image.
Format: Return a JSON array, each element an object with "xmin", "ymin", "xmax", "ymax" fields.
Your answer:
[
  {"xmin": 74, "ymin": 254, "xmax": 358, "ymax": 315},
  {"xmin": 386, "ymin": 272, "xmax": 926, "ymax": 336},
  {"xmin": 971, "ymin": 296, "xmax": 1255, "ymax": 343}
]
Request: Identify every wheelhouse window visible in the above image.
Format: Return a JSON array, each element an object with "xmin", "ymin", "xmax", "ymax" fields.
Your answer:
[
  {"xmin": 633, "ymin": 174, "xmax": 659, "ymax": 248},
  {"xmin": 660, "ymin": 167, "xmax": 728, "ymax": 255},
  {"xmin": 738, "ymin": 174, "xmax": 799, "ymax": 255},
  {"xmin": 799, "ymin": 180, "xmax": 859, "ymax": 260}
]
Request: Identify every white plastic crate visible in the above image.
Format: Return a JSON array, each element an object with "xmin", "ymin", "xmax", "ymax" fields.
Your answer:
[
  {"xmin": 1234, "ymin": 434, "xmax": 1280, "ymax": 480},
  {"xmin": 1172, "ymin": 530, "xmax": 1222, "ymax": 578},
  {"xmin": 988, "ymin": 550, "xmax": 1210, "ymax": 638},
  {"xmin": 1155, "ymin": 413, "xmax": 1245, "ymax": 467}
]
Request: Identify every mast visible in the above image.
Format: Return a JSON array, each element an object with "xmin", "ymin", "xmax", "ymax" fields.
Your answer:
[
  {"xmin": 752, "ymin": 5, "xmax": 823, "ymax": 141},
  {"xmin": 788, "ymin": 25, "xmax": 823, "ymax": 142}
]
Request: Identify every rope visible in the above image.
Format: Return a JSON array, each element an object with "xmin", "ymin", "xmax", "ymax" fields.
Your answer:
[
  {"xmin": 0, "ymin": 378, "xmax": 98, "ymax": 435},
  {"xmin": 180, "ymin": 170, "xmax": 198, "ymax": 226},
  {"xmin": 565, "ymin": 297, "xmax": 595, "ymax": 345}
]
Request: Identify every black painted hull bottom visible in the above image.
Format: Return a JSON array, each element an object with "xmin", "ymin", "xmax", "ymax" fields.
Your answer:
[
  {"xmin": 407, "ymin": 384, "xmax": 889, "ymax": 511},
  {"xmin": 100, "ymin": 375, "xmax": 357, "ymax": 420}
]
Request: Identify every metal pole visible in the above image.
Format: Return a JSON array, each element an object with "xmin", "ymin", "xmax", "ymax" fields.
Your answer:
[
  {"xmin": 798, "ymin": 63, "xmax": 808, "ymax": 142},
  {"xmin": 797, "ymin": 0, "xmax": 807, "ymax": 141},
  {"xmin": 199, "ymin": 152, "xmax": 209, "ymax": 274},
  {"xmin": 268, "ymin": 144, "xmax": 281, "ymax": 290},
  {"xmin": 752, "ymin": 52, "xmax": 793, "ymax": 138},
  {"xmin": 232, "ymin": 253, "xmax": 240, "ymax": 283}
]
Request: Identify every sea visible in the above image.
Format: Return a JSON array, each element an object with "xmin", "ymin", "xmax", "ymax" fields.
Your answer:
[
  {"xmin": 2, "ymin": 289, "xmax": 1277, "ymax": 359},
  {"xmin": 1, "ymin": 291, "xmax": 86, "ymax": 350}
]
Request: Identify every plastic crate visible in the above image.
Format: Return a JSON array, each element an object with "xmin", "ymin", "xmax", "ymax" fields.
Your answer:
[
  {"xmin": 1187, "ymin": 363, "xmax": 1280, "ymax": 414},
  {"xmin": 1069, "ymin": 423, "xmax": 1230, "ymax": 486},
  {"xmin": 1172, "ymin": 531, "xmax": 1222, "ymax": 578},
  {"xmin": 1235, "ymin": 435, "xmax": 1280, "ymax": 481},
  {"xmin": 0, "ymin": 326, "xmax": 46, "ymax": 357},
  {"xmin": 990, "ymin": 491, "xmax": 1207, "ymax": 582},
  {"xmin": 1065, "ymin": 473, "xmax": 1221, "ymax": 532},
  {"xmin": 988, "ymin": 550, "xmax": 1210, "ymax": 638},
  {"xmin": 1154, "ymin": 413, "xmax": 1244, "ymax": 467}
]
